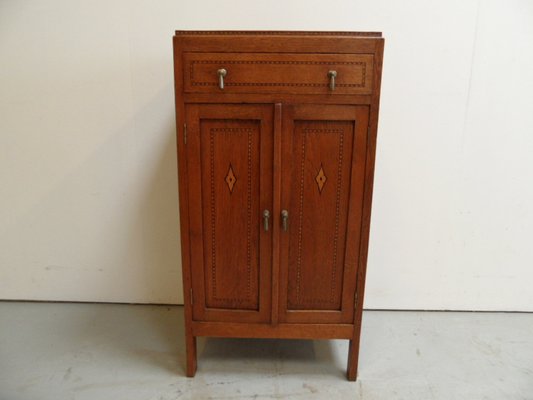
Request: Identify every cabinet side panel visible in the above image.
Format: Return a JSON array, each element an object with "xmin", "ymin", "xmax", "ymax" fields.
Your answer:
[
  {"xmin": 286, "ymin": 121, "xmax": 355, "ymax": 311},
  {"xmin": 200, "ymin": 119, "xmax": 261, "ymax": 310}
]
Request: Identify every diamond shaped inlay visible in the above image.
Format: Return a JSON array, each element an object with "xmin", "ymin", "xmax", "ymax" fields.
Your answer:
[
  {"xmin": 225, "ymin": 164, "xmax": 237, "ymax": 193},
  {"xmin": 315, "ymin": 164, "xmax": 327, "ymax": 193}
]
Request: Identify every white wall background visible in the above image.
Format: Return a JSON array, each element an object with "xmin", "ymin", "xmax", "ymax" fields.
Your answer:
[{"xmin": 0, "ymin": 0, "xmax": 532, "ymax": 311}]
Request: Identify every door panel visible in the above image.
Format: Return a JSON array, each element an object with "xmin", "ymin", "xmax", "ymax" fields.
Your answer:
[
  {"xmin": 186, "ymin": 104, "xmax": 273, "ymax": 323},
  {"xmin": 279, "ymin": 105, "xmax": 369, "ymax": 324}
]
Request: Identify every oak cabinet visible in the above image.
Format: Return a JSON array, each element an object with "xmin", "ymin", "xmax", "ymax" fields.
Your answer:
[{"xmin": 173, "ymin": 31, "xmax": 384, "ymax": 381}]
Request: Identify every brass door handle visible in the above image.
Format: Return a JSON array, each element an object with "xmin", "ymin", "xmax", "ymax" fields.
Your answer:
[
  {"xmin": 281, "ymin": 210, "xmax": 289, "ymax": 231},
  {"xmin": 263, "ymin": 210, "xmax": 270, "ymax": 231},
  {"xmin": 217, "ymin": 68, "xmax": 227, "ymax": 90},
  {"xmin": 328, "ymin": 70, "xmax": 337, "ymax": 91}
]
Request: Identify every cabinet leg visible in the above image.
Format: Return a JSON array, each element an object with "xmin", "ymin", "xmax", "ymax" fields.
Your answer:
[
  {"xmin": 185, "ymin": 333, "xmax": 197, "ymax": 377},
  {"xmin": 346, "ymin": 339, "xmax": 359, "ymax": 381}
]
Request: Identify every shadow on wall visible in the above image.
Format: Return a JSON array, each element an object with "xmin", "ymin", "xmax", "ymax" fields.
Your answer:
[{"xmin": 134, "ymin": 85, "xmax": 182, "ymax": 305}]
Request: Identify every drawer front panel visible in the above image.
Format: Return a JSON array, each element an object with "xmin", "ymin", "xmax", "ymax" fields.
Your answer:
[{"xmin": 183, "ymin": 52, "xmax": 374, "ymax": 95}]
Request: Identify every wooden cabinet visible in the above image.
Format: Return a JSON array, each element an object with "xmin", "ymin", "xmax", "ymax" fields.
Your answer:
[{"xmin": 173, "ymin": 31, "xmax": 384, "ymax": 381}]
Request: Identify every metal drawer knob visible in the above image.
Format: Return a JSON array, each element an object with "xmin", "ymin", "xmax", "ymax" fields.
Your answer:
[
  {"xmin": 217, "ymin": 68, "xmax": 227, "ymax": 90},
  {"xmin": 263, "ymin": 210, "xmax": 270, "ymax": 231},
  {"xmin": 281, "ymin": 210, "xmax": 289, "ymax": 231},
  {"xmin": 328, "ymin": 70, "xmax": 337, "ymax": 91}
]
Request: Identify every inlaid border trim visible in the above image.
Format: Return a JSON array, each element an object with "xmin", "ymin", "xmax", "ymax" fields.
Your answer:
[{"xmin": 189, "ymin": 60, "xmax": 367, "ymax": 88}]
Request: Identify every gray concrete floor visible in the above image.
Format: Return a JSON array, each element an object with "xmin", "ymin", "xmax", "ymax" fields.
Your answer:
[{"xmin": 0, "ymin": 302, "xmax": 531, "ymax": 399}]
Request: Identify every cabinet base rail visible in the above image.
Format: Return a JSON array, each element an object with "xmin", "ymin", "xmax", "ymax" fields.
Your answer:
[
  {"xmin": 191, "ymin": 321, "xmax": 354, "ymax": 339},
  {"xmin": 185, "ymin": 321, "xmax": 362, "ymax": 381}
]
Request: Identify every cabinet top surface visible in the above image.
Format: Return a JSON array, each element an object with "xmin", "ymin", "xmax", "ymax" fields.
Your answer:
[{"xmin": 174, "ymin": 30, "xmax": 382, "ymax": 38}]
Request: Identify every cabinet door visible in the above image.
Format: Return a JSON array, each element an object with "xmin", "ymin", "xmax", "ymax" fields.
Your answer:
[
  {"xmin": 279, "ymin": 105, "xmax": 369, "ymax": 324},
  {"xmin": 186, "ymin": 104, "xmax": 273, "ymax": 323}
]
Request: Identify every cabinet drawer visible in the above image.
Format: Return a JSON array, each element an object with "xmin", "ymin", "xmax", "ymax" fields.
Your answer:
[{"xmin": 183, "ymin": 52, "xmax": 374, "ymax": 95}]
